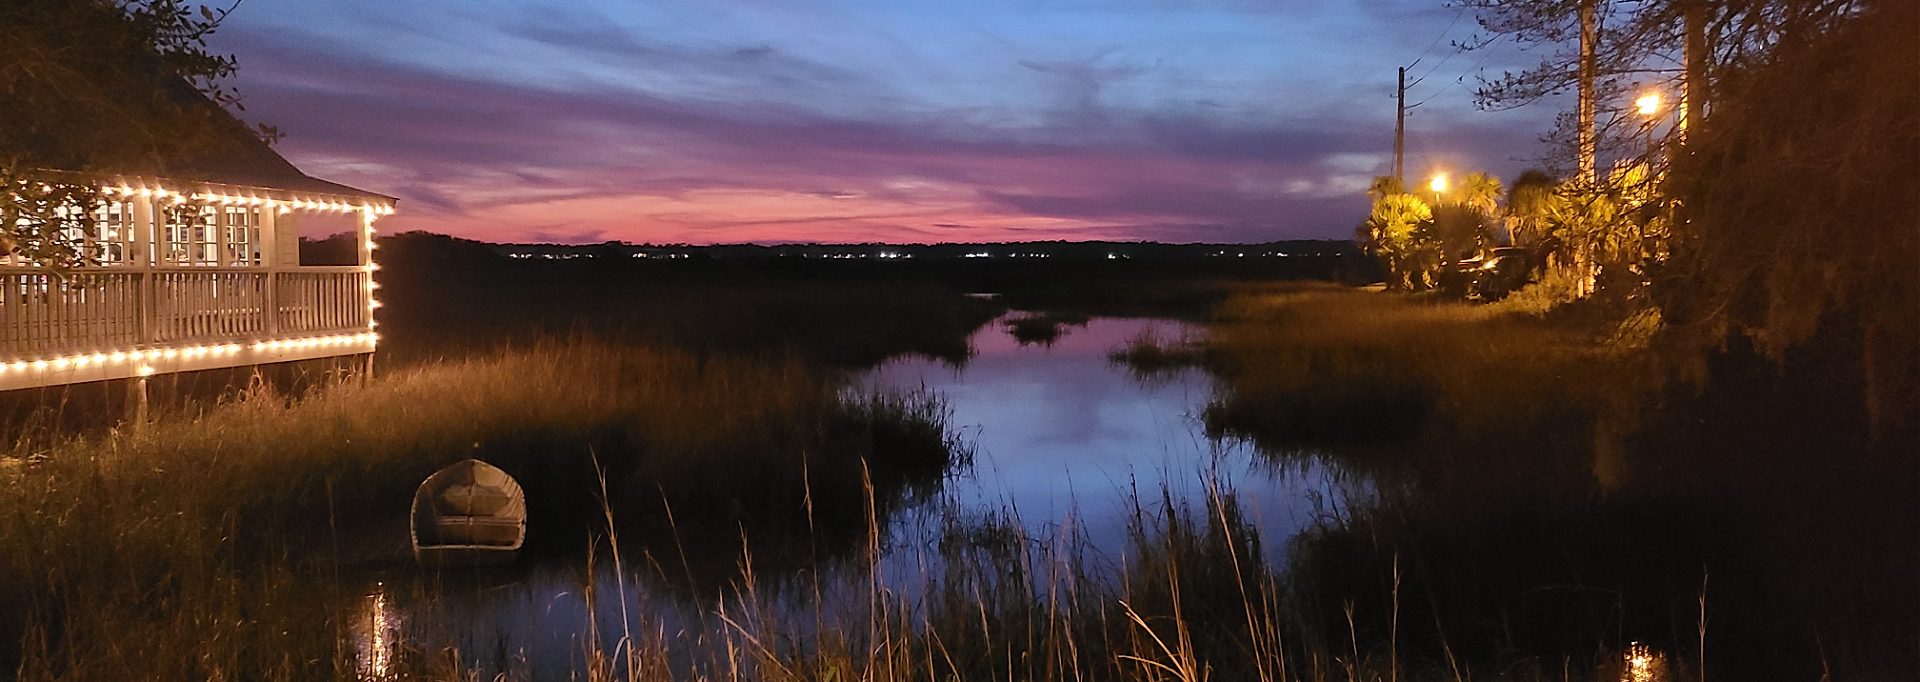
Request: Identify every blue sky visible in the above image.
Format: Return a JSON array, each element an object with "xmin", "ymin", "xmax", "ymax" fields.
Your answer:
[{"xmin": 214, "ymin": 0, "xmax": 1564, "ymax": 244}]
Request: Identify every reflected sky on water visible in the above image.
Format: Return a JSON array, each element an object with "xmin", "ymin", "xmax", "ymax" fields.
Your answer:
[
  {"xmin": 348, "ymin": 314, "xmax": 1359, "ymax": 678},
  {"xmin": 861, "ymin": 314, "xmax": 1354, "ymax": 565}
]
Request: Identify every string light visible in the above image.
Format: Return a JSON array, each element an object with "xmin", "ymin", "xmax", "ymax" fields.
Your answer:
[
  {"xmin": 1, "ymin": 178, "xmax": 391, "ymax": 384},
  {"xmin": 96, "ymin": 181, "xmax": 394, "ymax": 215},
  {"xmin": 0, "ymin": 333, "xmax": 379, "ymax": 376}
]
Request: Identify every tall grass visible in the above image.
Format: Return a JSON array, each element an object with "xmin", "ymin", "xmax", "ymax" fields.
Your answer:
[
  {"xmin": 0, "ymin": 340, "xmax": 964, "ymax": 679},
  {"xmin": 373, "ymin": 468, "xmax": 1687, "ymax": 682},
  {"xmin": 425, "ymin": 472, "xmax": 1415, "ymax": 682},
  {"xmin": 1198, "ymin": 283, "xmax": 1618, "ymax": 480},
  {"xmin": 1190, "ymin": 283, "xmax": 1916, "ymax": 680}
]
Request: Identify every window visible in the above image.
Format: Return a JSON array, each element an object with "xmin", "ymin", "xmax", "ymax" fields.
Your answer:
[
  {"xmin": 161, "ymin": 204, "xmax": 220, "ymax": 266},
  {"xmin": 91, "ymin": 200, "xmax": 137, "ymax": 264},
  {"xmin": 223, "ymin": 206, "xmax": 260, "ymax": 266}
]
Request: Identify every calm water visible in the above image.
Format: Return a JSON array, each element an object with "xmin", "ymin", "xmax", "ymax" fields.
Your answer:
[
  {"xmin": 861, "ymin": 315, "xmax": 1353, "ymax": 563},
  {"xmin": 347, "ymin": 315, "xmax": 1359, "ymax": 678}
]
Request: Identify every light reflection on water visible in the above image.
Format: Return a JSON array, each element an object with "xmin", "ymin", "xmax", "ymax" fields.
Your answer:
[
  {"xmin": 1621, "ymin": 641, "xmax": 1670, "ymax": 682},
  {"xmin": 351, "ymin": 584, "xmax": 399, "ymax": 680},
  {"xmin": 346, "ymin": 315, "xmax": 1359, "ymax": 677}
]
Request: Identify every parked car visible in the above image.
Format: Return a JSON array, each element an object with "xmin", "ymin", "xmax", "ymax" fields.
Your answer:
[{"xmin": 1456, "ymin": 247, "xmax": 1540, "ymax": 301}]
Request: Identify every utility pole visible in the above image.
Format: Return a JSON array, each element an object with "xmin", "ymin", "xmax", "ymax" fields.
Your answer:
[
  {"xmin": 1395, "ymin": 65, "xmax": 1407, "ymax": 186},
  {"xmin": 1576, "ymin": 0, "xmax": 1598, "ymax": 185}
]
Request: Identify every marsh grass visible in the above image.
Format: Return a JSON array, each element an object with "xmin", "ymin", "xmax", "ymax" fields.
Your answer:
[
  {"xmin": 1107, "ymin": 330, "xmax": 1208, "ymax": 380},
  {"xmin": 1004, "ymin": 312, "xmax": 1092, "ymax": 345},
  {"xmin": 443, "ymin": 471, "xmax": 1403, "ymax": 682},
  {"xmin": 0, "ymin": 340, "xmax": 965, "ymax": 679},
  {"xmin": 1200, "ymin": 283, "xmax": 1615, "ymax": 474},
  {"xmin": 364, "ymin": 232, "xmax": 1011, "ymax": 367},
  {"xmin": 370, "ymin": 467, "xmax": 1685, "ymax": 682},
  {"xmin": 1195, "ymin": 283, "xmax": 1916, "ymax": 680}
]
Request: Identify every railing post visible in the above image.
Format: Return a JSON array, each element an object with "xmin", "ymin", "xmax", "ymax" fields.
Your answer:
[
  {"xmin": 138, "ymin": 270, "xmax": 155, "ymax": 344},
  {"xmin": 263, "ymin": 269, "xmax": 279, "ymax": 335}
]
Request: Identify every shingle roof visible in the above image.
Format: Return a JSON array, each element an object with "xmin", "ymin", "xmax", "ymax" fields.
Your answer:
[
  {"xmin": 38, "ymin": 78, "xmax": 394, "ymax": 203},
  {"xmin": 128, "ymin": 79, "xmax": 395, "ymax": 202}
]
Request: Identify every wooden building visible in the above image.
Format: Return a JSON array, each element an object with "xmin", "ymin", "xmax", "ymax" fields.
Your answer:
[{"xmin": 0, "ymin": 143, "xmax": 393, "ymax": 392}]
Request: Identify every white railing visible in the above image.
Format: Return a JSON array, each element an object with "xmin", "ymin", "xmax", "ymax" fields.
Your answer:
[{"xmin": 0, "ymin": 266, "xmax": 370, "ymax": 359}]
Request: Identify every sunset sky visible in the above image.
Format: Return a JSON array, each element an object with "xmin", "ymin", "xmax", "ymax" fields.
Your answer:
[{"xmin": 215, "ymin": 0, "xmax": 1565, "ymax": 245}]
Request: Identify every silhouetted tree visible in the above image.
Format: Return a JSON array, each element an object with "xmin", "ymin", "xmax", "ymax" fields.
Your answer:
[
  {"xmin": 1659, "ymin": 0, "xmax": 1917, "ymax": 430},
  {"xmin": 0, "ymin": 0, "xmax": 257, "ymax": 267},
  {"xmin": 1505, "ymin": 169, "xmax": 1557, "ymax": 247}
]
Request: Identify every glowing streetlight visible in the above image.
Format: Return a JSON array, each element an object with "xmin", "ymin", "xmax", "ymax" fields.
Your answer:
[
  {"xmin": 1428, "ymin": 172, "xmax": 1449, "ymax": 195},
  {"xmin": 1636, "ymin": 91, "xmax": 1665, "ymax": 162},
  {"xmin": 1635, "ymin": 92, "xmax": 1664, "ymax": 117}
]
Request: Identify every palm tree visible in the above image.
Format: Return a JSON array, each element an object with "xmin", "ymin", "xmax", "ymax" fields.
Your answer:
[
  {"xmin": 1505, "ymin": 169, "xmax": 1557, "ymax": 247},
  {"xmin": 1461, "ymin": 172, "xmax": 1503, "ymax": 215},
  {"xmin": 1366, "ymin": 193, "xmax": 1433, "ymax": 290},
  {"xmin": 1367, "ymin": 175, "xmax": 1406, "ymax": 203}
]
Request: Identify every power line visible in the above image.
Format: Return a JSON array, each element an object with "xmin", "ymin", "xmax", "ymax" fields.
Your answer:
[
  {"xmin": 1408, "ymin": 39, "xmax": 1465, "ymax": 88},
  {"xmin": 1408, "ymin": 46, "xmax": 1502, "ymax": 109},
  {"xmin": 1406, "ymin": 7, "xmax": 1467, "ymax": 71}
]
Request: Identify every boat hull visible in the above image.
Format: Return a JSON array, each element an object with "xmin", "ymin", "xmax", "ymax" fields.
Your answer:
[
  {"xmin": 411, "ymin": 459, "xmax": 527, "ymax": 569},
  {"xmin": 413, "ymin": 544, "xmax": 519, "ymax": 570}
]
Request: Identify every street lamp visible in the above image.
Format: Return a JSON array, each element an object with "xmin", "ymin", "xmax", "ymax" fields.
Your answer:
[
  {"xmin": 1636, "ymin": 91, "xmax": 1664, "ymax": 162},
  {"xmin": 1428, "ymin": 172, "xmax": 1448, "ymax": 200},
  {"xmin": 1635, "ymin": 92, "xmax": 1663, "ymax": 117}
]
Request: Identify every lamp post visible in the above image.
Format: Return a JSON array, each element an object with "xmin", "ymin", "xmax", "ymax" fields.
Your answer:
[
  {"xmin": 1635, "ymin": 92, "xmax": 1664, "ymax": 164},
  {"xmin": 1428, "ymin": 172, "xmax": 1449, "ymax": 205}
]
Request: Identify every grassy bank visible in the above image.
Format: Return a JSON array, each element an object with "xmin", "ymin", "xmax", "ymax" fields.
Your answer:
[
  {"xmin": 0, "ymin": 341, "xmax": 963, "ymax": 679},
  {"xmin": 1164, "ymin": 283, "xmax": 1917, "ymax": 680}
]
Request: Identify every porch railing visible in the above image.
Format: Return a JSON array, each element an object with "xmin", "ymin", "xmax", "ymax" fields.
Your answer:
[{"xmin": 0, "ymin": 266, "xmax": 371, "ymax": 358}]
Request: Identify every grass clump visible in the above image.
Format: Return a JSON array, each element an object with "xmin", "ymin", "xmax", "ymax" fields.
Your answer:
[
  {"xmin": 1003, "ymin": 312, "xmax": 1092, "ymax": 345},
  {"xmin": 1107, "ymin": 331, "xmax": 1208, "ymax": 379}
]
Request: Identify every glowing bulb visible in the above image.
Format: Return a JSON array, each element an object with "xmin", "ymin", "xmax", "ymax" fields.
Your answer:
[
  {"xmin": 1429, "ymin": 173, "xmax": 1449, "ymax": 194},
  {"xmin": 1636, "ymin": 92, "xmax": 1663, "ymax": 117}
]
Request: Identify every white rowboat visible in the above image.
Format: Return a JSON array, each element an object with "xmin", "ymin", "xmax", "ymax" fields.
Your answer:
[{"xmin": 410, "ymin": 459, "xmax": 526, "ymax": 568}]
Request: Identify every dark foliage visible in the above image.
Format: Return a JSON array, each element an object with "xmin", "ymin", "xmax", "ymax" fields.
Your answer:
[{"xmin": 1658, "ymin": 0, "xmax": 1919, "ymax": 433}]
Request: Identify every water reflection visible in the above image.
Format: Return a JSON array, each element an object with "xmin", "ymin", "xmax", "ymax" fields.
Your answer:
[
  {"xmin": 862, "ymin": 314, "xmax": 1355, "ymax": 564},
  {"xmin": 1621, "ymin": 642, "xmax": 1670, "ymax": 682},
  {"xmin": 338, "ymin": 314, "xmax": 1360, "ymax": 677},
  {"xmin": 351, "ymin": 584, "xmax": 401, "ymax": 680}
]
